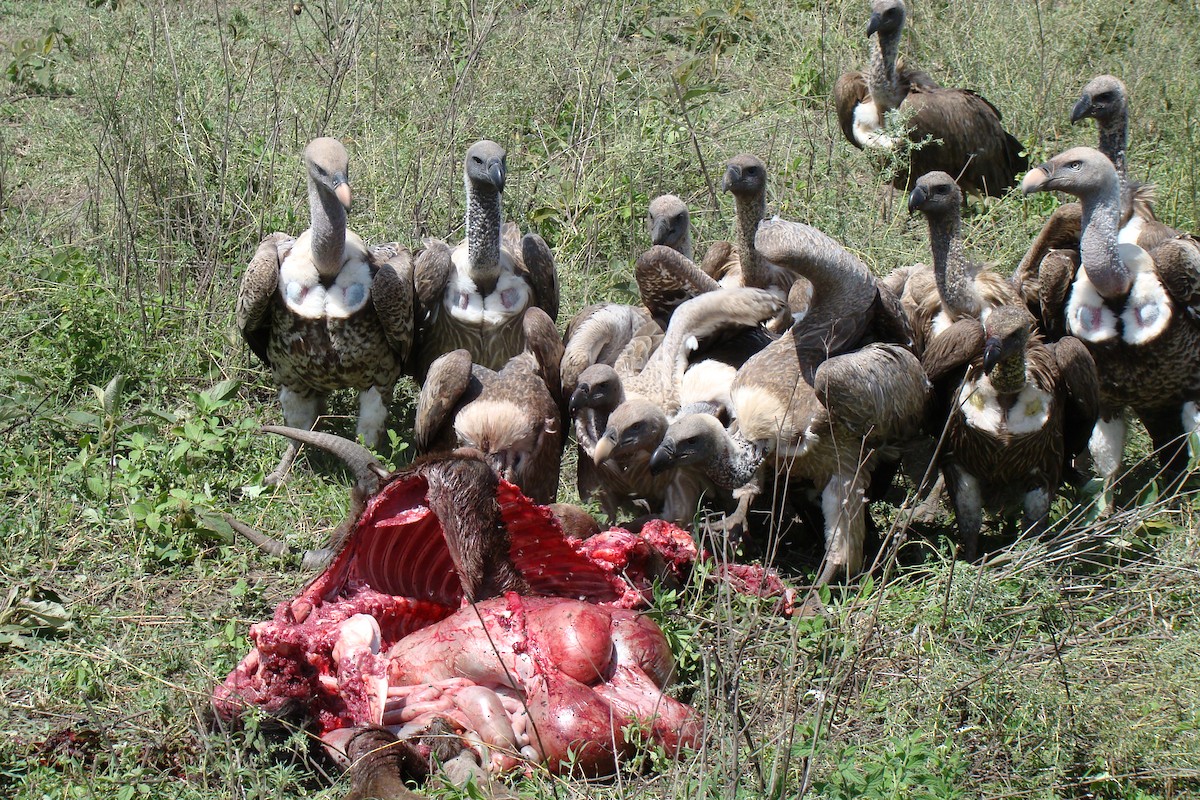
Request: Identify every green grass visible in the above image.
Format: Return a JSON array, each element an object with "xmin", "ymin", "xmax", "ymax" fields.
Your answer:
[{"xmin": 3, "ymin": 0, "xmax": 1200, "ymax": 797}]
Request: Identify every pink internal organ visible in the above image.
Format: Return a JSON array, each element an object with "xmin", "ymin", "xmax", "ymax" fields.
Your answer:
[{"xmin": 329, "ymin": 595, "xmax": 698, "ymax": 775}]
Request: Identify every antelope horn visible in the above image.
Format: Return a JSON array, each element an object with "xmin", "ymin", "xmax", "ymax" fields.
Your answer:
[{"xmin": 261, "ymin": 426, "xmax": 390, "ymax": 493}]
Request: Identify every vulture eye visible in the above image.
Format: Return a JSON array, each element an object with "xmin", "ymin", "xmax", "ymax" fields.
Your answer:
[
  {"xmin": 1067, "ymin": 160, "xmax": 1082, "ymax": 170},
  {"xmin": 1095, "ymin": 91, "xmax": 1115, "ymax": 103},
  {"xmin": 472, "ymin": 155, "xmax": 483, "ymax": 164}
]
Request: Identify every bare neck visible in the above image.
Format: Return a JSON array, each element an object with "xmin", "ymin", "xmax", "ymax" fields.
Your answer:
[
  {"xmin": 989, "ymin": 352, "xmax": 1027, "ymax": 395},
  {"xmin": 1079, "ymin": 182, "xmax": 1131, "ymax": 298},
  {"xmin": 733, "ymin": 191, "xmax": 767, "ymax": 286},
  {"xmin": 466, "ymin": 179, "xmax": 503, "ymax": 292},
  {"xmin": 868, "ymin": 31, "xmax": 904, "ymax": 110},
  {"xmin": 308, "ymin": 179, "xmax": 346, "ymax": 276},
  {"xmin": 926, "ymin": 209, "xmax": 983, "ymax": 318}
]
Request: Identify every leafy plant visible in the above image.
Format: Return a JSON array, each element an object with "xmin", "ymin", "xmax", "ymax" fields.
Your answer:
[{"xmin": 5, "ymin": 20, "xmax": 73, "ymax": 95}]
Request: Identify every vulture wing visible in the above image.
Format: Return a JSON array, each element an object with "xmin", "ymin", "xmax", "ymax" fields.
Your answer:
[
  {"xmin": 520, "ymin": 231, "xmax": 559, "ymax": 324},
  {"xmin": 636, "ymin": 245, "xmax": 721, "ymax": 328},
  {"xmin": 1050, "ymin": 335, "xmax": 1101, "ymax": 465},
  {"xmin": 413, "ymin": 238, "xmax": 454, "ymax": 324},
  {"xmin": 813, "ymin": 343, "xmax": 929, "ymax": 440},
  {"xmin": 1150, "ymin": 235, "xmax": 1200, "ymax": 321},
  {"xmin": 522, "ymin": 306, "xmax": 566, "ymax": 409},
  {"xmin": 237, "ymin": 233, "xmax": 290, "ymax": 367},
  {"xmin": 369, "ymin": 243, "xmax": 416, "ymax": 360},
  {"xmin": 415, "ymin": 349, "xmax": 475, "ymax": 455},
  {"xmin": 833, "ymin": 70, "xmax": 869, "ymax": 150}
]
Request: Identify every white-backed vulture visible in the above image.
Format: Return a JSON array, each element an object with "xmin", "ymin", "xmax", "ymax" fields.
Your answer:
[
  {"xmin": 1016, "ymin": 76, "xmax": 1178, "ymax": 332},
  {"xmin": 1022, "ymin": 147, "xmax": 1200, "ymax": 482},
  {"xmin": 237, "ymin": 137, "xmax": 414, "ymax": 485},
  {"xmin": 897, "ymin": 171, "xmax": 1023, "ymax": 355},
  {"xmin": 414, "ymin": 307, "xmax": 564, "ymax": 504},
  {"xmin": 650, "ymin": 219, "xmax": 930, "ymax": 586},
  {"xmin": 833, "ymin": 0, "xmax": 1026, "ymax": 196},
  {"xmin": 919, "ymin": 306, "xmax": 1099, "ymax": 558},
  {"xmin": 411, "ymin": 140, "xmax": 558, "ymax": 381},
  {"xmin": 571, "ymin": 288, "xmax": 783, "ymax": 524},
  {"xmin": 647, "ymin": 194, "xmax": 694, "ymax": 260}
]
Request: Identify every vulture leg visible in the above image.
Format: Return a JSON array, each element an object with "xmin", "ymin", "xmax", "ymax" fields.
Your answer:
[
  {"xmin": 1139, "ymin": 407, "xmax": 1194, "ymax": 486},
  {"xmin": 813, "ymin": 471, "xmax": 868, "ymax": 588},
  {"xmin": 945, "ymin": 465, "xmax": 983, "ymax": 562},
  {"xmin": 712, "ymin": 478, "xmax": 761, "ymax": 545},
  {"xmin": 356, "ymin": 386, "xmax": 392, "ymax": 450},
  {"xmin": 1021, "ymin": 486, "xmax": 1051, "ymax": 543},
  {"xmin": 265, "ymin": 388, "xmax": 326, "ymax": 485},
  {"xmin": 1088, "ymin": 412, "xmax": 1128, "ymax": 486}
]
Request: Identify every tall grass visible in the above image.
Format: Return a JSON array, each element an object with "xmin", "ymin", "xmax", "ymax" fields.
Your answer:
[{"xmin": 2, "ymin": 0, "xmax": 1200, "ymax": 797}]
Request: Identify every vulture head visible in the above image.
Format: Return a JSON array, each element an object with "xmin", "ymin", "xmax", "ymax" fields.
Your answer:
[
  {"xmin": 592, "ymin": 400, "xmax": 668, "ymax": 466},
  {"xmin": 982, "ymin": 305, "xmax": 1034, "ymax": 375},
  {"xmin": 464, "ymin": 139, "xmax": 507, "ymax": 195},
  {"xmin": 1071, "ymin": 75, "xmax": 1128, "ymax": 127},
  {"xmin": 907, "ymin": 171, "xmax": 962, "ymax": 216},
  {"xmin": 722, "ymin": 154, "xmax": 768, "ymax": 200},
  {"xmin": 1021, "ymin": 147, "xmax": 1119, "ymax": 200},
  {"xmin": 454, "ymin": 398, "xmax": 557, "ymax": 489},
  {"xmin": 867, "ymin": 0, "xmax": 905, "ymax": 38},
  {"xmin": 648, "ymin": 412, "xmax": 726, "ymax": 476},
  {"xmin": 305, "ymin": 137, "xmax": 352, "ymax": 212},
  {"xmin": 570, "ymin": 364, "xmax": 624, "ymax": 416},
  {"xmin": 647, "ymin": 194, "xmax": 693, "ymax": 258}
]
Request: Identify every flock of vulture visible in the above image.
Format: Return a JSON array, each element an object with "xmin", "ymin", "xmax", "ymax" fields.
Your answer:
[{"xmin": 237, "ymin": 0, "xmax": 1200, "ymax": 590}]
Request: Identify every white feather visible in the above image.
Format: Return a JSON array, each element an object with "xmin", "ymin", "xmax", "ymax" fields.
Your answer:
[
  {"xmin": 279, "ymin": 231, "xmax": 373, "ymax": 319},
  {"xmin": 852, "ymin": 101, "xmax": 898, "ymax": 149},
  {"xmin": 1118, "ymin": 244, "xmax": 1171, "ymax": 345},
  {"xmin": 444, "ymin": 243, "xmax": 530, "ymax": 326},
  {"xmin": 1065, "ymin": 269, "xmax": 1119, "ymax": 343},
  {"xmin": 356, "ymin": 387, "xmax": 388, "ymax": 448},
  {"xmin": 957, "ymin": 374, "xmax": 1051, "ymax": 435},
  {"xmin": 1117, "ymin": 214, "xmax": 1145, "ymax": 245}
]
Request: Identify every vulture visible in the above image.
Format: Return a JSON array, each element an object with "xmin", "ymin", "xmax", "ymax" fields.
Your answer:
[
  {"xmin": 636, "ymin": 157, "xmax": 810, "ymax": 330},
  {"xmin": 414, "ymin": 307, "xmax": 564, "ymax": 504},
  {"xmin": 411, "ymin": 140, "xmax": 559, "ymax": 381},
  {"xmin": 896, "ymin": 171, "xmax": 1023, "ymax": 355},
  {"xmin": 650, "ymin": 219, "xmax": 929, "ymax": 586},
  {"xmin": 919, "ymin": 306, "xmax": 1099, "ymax": 558},
  {"xmin": 1016, "ymin": 76, "xmax": 1177, "ymax": 332},
  {"xmin": 571, "ymin": 288, "xmax": 784, "ymax": 524},
  {"xmin": 647, "ymin": 193, "xmax": 694, "ymax": 260},
  {"xmin": 833, "ymin": 0, "xmax": 1026, "ymax": 196},
  {"xmin": 237, "ymin": 137, "xmax": 414, "ymax": 485},
  {"xmin": 1022, "ymin": 147, "xmax": 1200, "ymax": 482}
]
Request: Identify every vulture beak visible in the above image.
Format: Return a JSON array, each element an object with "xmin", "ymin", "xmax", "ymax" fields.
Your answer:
[
  {"xmin": 982, "ymin": 337, "xmax": 1003, "ymax": 372},
  {"xmin": 722, "ymin": 165, "xmax": 740, "ymax": 193},
  {"xmin": 592, "ymin": 433, "xmax": 616, "ymax": 466},
  {"xmin": 866, "ymin": 12, "xmax": 882, "ymax": 37},
  {"xmin": 907, "ymin": 185, "xmax": 928, "ymax": 212},
  {"xmin": 568, "ymin": 385, "xmax": 589, "ymax": 415},
  {"xmin": 487, "ymin": 159, "xmax": 507, "ymax": 193},
  {"xmin": 333, "ymin": 176, "xmax": 352, "ymax": 211},
  {"xmin": 1020, "ymin": 164, "xmax": 1052, "ymax": 195},
  {"xmin": 1070, "ymin": 95, "xmax": 1092, "ymax": 125},
  {"xmin": 648, "ymin": 441, "xmax": 674, "ymax": 475},
  {"xmin": 649, "ymin": 217, "xmax": 672, "ymax": 247}
]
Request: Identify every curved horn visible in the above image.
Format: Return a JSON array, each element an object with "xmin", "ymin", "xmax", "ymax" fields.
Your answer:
[{"xmin": 261, "ymin": 426, "xmax": 390, "ymax": 490}]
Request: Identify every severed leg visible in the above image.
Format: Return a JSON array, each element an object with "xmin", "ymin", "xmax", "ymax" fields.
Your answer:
[{"xmin": 266, "ymin": 387, "xmax": 325, "ymax": 485}]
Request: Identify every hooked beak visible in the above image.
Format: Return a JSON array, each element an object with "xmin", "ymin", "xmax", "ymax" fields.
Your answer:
[
  {"xmin": 568, "ymin": 384, "xmax": 592, "ymax": 415},
  {"xmin": 648, "ymin": 442, "xmax": 674, "ymax": 475},
  {"xmin": 333, "ymin": 176, "xmax": 352, "ymax": 211},
  {"xmin": 487, "ymin": 159, "xmax": 506, "ymax": 193},
  {"xmin": 1070, "ymin": 95, "xmax": 1092, "ymax": 125},
  {"xmin": 649, "ymin": 217, "xmax": 672, "ymax": 247},
  {"xmin": 982, "ymin": 337, "xmax": 1003, "ymax": 372},
  {"xmin": 722, "ymin": 165, "xmax": 740, "ymax": 193},
  {"xmin": 907, "ymin": 185, "xmax": 928, "ymax": 212},
  {"xmin": 592, "ymin": 433, "xmax": 616, "ymax": 466},
  {"xmin": 866, "ymin": 12, "xmax": 882, "ymax": 36},
  {"xmin": 1020, "ymin": 164, "xmax": 1052, "ymax": 195}
]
